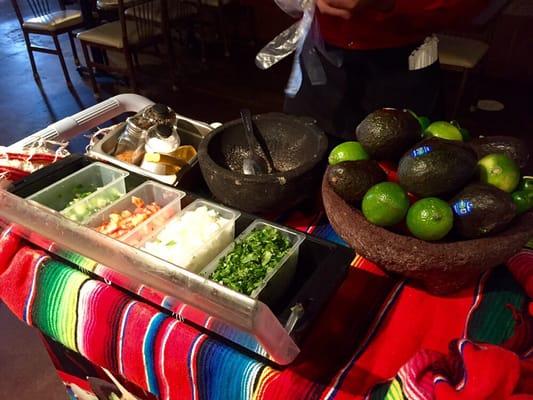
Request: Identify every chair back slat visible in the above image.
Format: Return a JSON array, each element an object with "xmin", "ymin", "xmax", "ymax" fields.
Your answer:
[
  {"xmin": 11, "ymin": 0, "xmax": 59, "ymax": 22},
  {"xmin": 117, "ymin": 0, "xmax": 169, "ymax": 47},
  {"xmin": 27, "ymin": 0, "xmax": 53, "ymax": 17}
]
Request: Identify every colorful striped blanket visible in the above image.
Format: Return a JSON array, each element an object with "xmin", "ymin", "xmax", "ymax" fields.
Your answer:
[{"xmin": 0, "ymin": 227, "xmax": 532, "ymax": 400}]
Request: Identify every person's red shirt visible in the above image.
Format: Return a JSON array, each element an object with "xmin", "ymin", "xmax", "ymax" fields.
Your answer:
[{"xmin": 318, "ymin": 0, "xmax": 489, "ymax": 49}]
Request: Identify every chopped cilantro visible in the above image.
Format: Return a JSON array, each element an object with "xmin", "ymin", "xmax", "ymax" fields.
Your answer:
[{"xmin": 210, "ymin": 226, "xmax": 291, "ymax": 296}]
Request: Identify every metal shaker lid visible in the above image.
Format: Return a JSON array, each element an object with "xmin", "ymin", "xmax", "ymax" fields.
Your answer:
[{"xmin": 143, "ymin": 104, "xmax": 178, "ymax": 126}]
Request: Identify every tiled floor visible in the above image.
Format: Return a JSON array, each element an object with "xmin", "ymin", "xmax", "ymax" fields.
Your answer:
[
  {"xmin": 0, "ymin": 304, "xmax": 67, "ymax": 399},
  {"xmin": 0, "ymin": 1, "xmax": 531, "ymax": 399}
]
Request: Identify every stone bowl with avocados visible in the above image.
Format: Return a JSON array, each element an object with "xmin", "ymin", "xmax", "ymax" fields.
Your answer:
[
  {"xmin": 323, "ymin": 108, "xmax": 533, "ymax": 294},
  {"xmin": 323, "ymin": 175, "xmax": 533, "ymax": 294}
]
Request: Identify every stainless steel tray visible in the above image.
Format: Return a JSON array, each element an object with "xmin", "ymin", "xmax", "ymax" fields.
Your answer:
[{"xmin": 88, "ymin": 116, "xmax": 212, "ymax": 185}]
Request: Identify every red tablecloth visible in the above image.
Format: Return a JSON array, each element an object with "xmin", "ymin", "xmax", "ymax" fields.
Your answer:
[{"xmin": 0, "ymin": 225, "xmax": 532, "ymax": 399}]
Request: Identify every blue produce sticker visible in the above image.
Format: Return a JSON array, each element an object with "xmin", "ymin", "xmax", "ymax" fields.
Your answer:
[
  {"xmin": 453, "ymin": 199, "xmax": 474, "ymax": 216},
  {"xmin": 411, "ymin": 145, "xmax": 432, "ymax": 158}
]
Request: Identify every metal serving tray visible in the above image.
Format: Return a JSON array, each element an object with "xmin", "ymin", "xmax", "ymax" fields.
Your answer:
[{"xmin": 88, "ymin": 117, "xmax": 211, "ymax": 185}]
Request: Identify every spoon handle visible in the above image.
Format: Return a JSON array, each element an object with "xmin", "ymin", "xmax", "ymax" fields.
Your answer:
[{"xmin": 240, "ymin": 109, "xmax": 256, "ymax": 152}]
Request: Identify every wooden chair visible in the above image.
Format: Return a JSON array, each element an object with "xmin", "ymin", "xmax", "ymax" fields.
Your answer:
[
  {"xmin": 196, "ymin": 0, "xmax": 256, "ymax": 61},
  {"xmin": 77, "ymin": 0, "xmax": 176, "ymax": 98},
  {"xmin": 199, "ymin": 0, "xmax": 233, "ymax": 57},
  {"xmin": 10, "ymin": 0, "xmax": 84, "ymax": 87},
  {"xmin": 438, "ymin": 34, "xmax": 489, "ymax": 119},
  {"xmin": 126, "ymin": 0, "xmax": 202, "ymax": 64}
]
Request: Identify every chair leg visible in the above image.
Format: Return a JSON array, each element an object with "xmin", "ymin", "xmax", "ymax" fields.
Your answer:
[
  {"xmin": 124, "ymin": 52, "xmax": 138, "ymax": 93},
  {"xmin": 246, "ymin": 5, "xmax": 257, "ymax": 46},
  {"xmin": 451, "ymin": 69, "xmax": 469, "ymax": 120},
  {"xmin": 132, "ymin": 51, "xmax": 140, "ymax": 67},
  {"xmin": 80, "ymin": 41, "xmax": 100, "ymax": 99},
  {"xmin": 103, "ymin": 50, "xmax": 109, "ymax": 66},
  {"xmin": 22, "ymin": 31, "xmax": 40, "ymax": 83},
  {"xmin": 199, "ymin": 23, "xmax": 208, "ymax": 64},
  {"xmin": 216, "ymin": 6, "xmax": 230, "ymax": 57},
  {"xmin": 52, "ymin": 34, "xmax": 73, "ymax": 88},
  {"xmin": 68, "ymin": 31, "xmax": 80, "ymax": 66},
  {"xmin": 163, "ymin": 32, "xmax": 178, "ymax": 91}
]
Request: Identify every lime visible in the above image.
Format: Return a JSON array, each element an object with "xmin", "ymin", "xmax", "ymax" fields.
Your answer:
[
  {"xmin": 362, "ymin": 182, "xmax": 410, "ymax": 226},
  {"xmin": 512, "ymin": 190, "xmax": 533, "ymax": 215},
  {"xmin": 406, "ymin": 198, "xmax": 454, "ymax": 241},
  {"xmin": 425, "ymin": 121, "xmax": 463, "ymax": 141},
  {"xmin": 518, "ymin": 176, "xmax": 533, "ymax": 192},
  {"xmin": 407, "ymin": 109, "xmax": 431, "ymax": 132},
  {"xmin": 417, "ymin": 116, "xmax": 431, "ymax": 132},
  {"xmin": 460, "ymin": 128, "xmax": 471, "ymax": 141},
  {"xmin": 478, "ymin": 153, "xmax": 520, "ymax": 193},
  {"xmin": 328, "ymin": 141, "xmax": 370, "ymax": 165}
]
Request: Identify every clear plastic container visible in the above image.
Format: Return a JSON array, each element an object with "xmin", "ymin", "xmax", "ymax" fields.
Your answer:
[
  {"xmin": 131, "ymin": 199, "xmax": 241, "ymax": 273},
  {"xmin": 86, "ymin": 181, "xmax": 186, "ymax": 241},
  {"xmin": 201, "ymin": 220, "xmax": 305, "ymax": 305},
  {"xmin": 27, "ymin": 162, "xmax": 129, "ymax": 224}
]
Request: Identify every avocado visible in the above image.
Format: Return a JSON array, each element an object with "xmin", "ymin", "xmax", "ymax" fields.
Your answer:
[
  {"xmin": 450, "ymin": 183, "xmax": 516, "ymax": 239},
  {"xmin": 356, "ymin": 108, "xmax": 421, "ymax": 161},
  {"xmin": 398, "ymin": 138, "xmax": 477, "ymax": 198},
  {"xmin": 470, "ymin": 136, "xmax": 530, "ymax": 169},
  {"xmin": 327, "ymin": 161, "xmax": 386, "ymax": 205}
]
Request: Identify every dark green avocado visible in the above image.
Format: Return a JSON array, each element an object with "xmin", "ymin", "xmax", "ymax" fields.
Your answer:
[
  {"xmin": 398, "ymin": 138, "xmax": 477, "ymax": 197},
  {"xmin": 450, "ymin": 183, "xmax": 517, "ymax": 239},
  {"xmin": 356, "ymin": 108, "xmax": 421, "ymax": 161},
  {"xmin": 326, "ymin": 160, "xmax": 386, "ymax": 206},
  {"xmin": 469, "ymin": 135, "xmax": 530, "ymax": 169}
]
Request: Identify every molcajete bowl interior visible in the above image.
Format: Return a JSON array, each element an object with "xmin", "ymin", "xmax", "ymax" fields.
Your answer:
[
  {"xmin": 198, "ymin": 113, "xmax": 328, "ymax": 213},
  {"xmin": 322, "ymin": 172, "xmax": 533, "ymax": 294}
]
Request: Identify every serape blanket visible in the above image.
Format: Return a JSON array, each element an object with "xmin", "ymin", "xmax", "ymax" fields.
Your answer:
[{"xmin": 0, "ymin": 225, "xmax": 532, "ymax": 400}]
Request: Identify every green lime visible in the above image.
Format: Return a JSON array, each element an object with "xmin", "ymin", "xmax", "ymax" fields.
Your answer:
[
  {"xmin": 512, "ymin": 190, "xmax": 533, "ymax": 215},
  {"xmin": 406, "ymin": 110, "xmax": 430, "ymax": 132},
  {"xmin": 328, "ymin": 141, "xmax": 370, "ymax": 165},
  {"xmin": 425, "ymin": 121, "xmax": 463, "ymax": 141},
  {"xmin": 418, "ymin": 116, "xmax": 431, "ymax": 132},
  {"xmin": 406, "ymin": 198, "xmax": 454, "ymax": 241},
  {"xmin": 362, "ymin": 182, "xmax": 410, "ymax": 227},
  {"xmin": 459, "ymin": 128, "xmax": 471, "ymax": 141},
  {"xmin": 518, "ymin": 176, "xmax": 533, "ymax": 192},
  {"xmin": 478, "ymin": 153, "xmax": 520, "ymax": 193}
]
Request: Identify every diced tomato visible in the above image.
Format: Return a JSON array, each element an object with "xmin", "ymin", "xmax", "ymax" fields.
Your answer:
[
  {"xmin": 95, "ymin": 197, "xmax": 162, "ymax": 239},
  {"xmin": 132, "ymin": 196, "xmax": 145, "ymax": 208}
]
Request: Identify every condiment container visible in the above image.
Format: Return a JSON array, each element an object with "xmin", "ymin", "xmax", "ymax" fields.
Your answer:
[
  {"xmin": 86, "ymin": 181, "xmax": 185, "ymax": 242},
  {"xmin": 142, "ymin": 103, "xmax": 178, "ymax": 127},
  {"xmin": 114, "ymin": 103, "xmax": 177, "ymax": 164},
  {"xmin": 114, "ymin": 114, "xmax": 152, "ymax": 164},
  {"xmin": 145, "ymin": 124, "xmax": 180, "ymax": 154},
  {"xmin": 201, "ymin": 220, "xmax": 305, "ymax": 306},
  {"xmin": 27, "ymin": 162, "xmax": 129, "ymax": 224},
  {"xmin": 140, "ymin": 124, "xmax": 181, "ymax": 175},
  {"xmin": 129, "ymin": 199, "xmax": 240, "ymax": 273}
]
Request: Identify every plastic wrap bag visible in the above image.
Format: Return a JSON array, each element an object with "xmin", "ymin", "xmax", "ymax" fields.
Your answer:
[
  {"xmin": 256, "ymin": 0, "xmax": 342, "ymax": 97},
  {"xmin": 0, "ymin": 138, "xmax": 69, "ymax": 186}
]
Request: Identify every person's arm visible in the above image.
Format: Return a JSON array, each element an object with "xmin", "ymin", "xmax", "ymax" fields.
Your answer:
[
  {"xmin": 318, "ymin": 0, "xmax": 490, "ymax": 31},
  {"xmin": 385, "ymin": 0, "xmax": 491, "ymax": 32},
  {"xmin": 317, "ymin": 0, "xmax": 394, "ymax": 20}
]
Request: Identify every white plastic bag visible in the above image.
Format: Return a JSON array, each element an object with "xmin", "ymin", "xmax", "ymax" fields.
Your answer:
[{"xmin": 256, "ymin": 0, "xmax": 342, "ymax": 97}]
